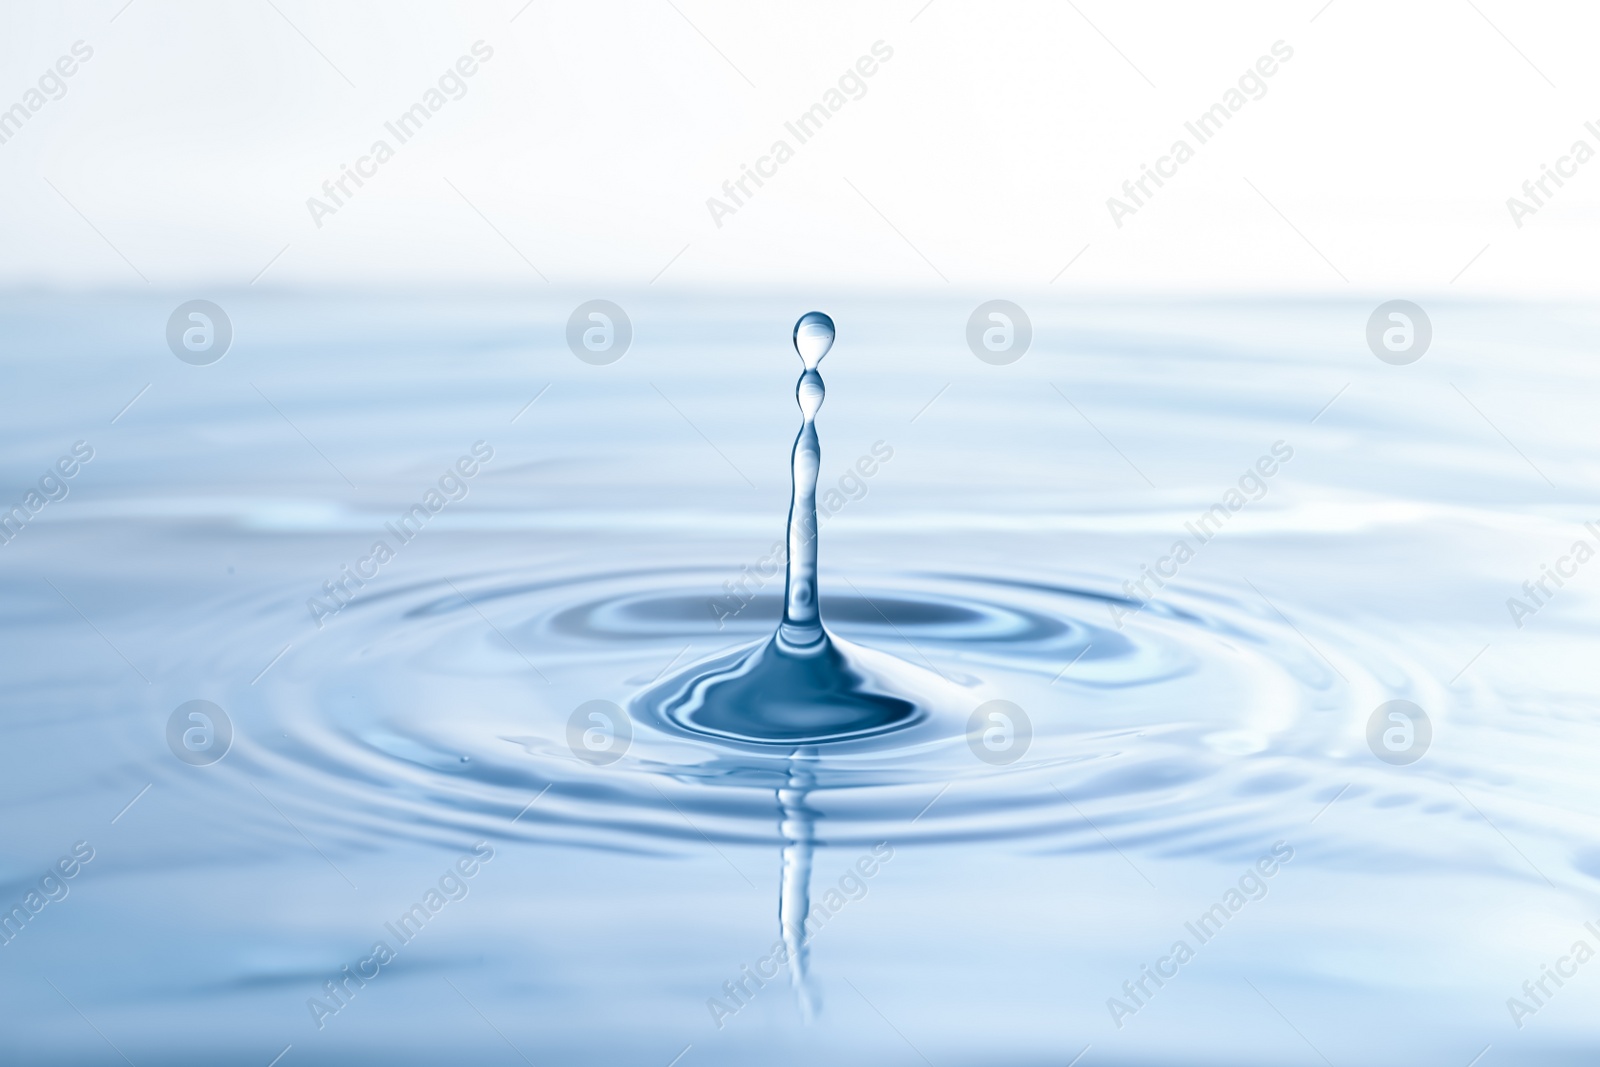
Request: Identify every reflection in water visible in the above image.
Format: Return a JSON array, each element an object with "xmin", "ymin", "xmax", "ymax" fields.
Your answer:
[
  {"xmin": 777, "ymin": 754, "xmax": 819, "ymax": 1020},
  {"xmin": 642, "ymin": 312, "xmax": 969, "ymax": 1016},
  {"xmin": 8, "ymin": 295, "xmax": 1588, "ymax": 1063}
]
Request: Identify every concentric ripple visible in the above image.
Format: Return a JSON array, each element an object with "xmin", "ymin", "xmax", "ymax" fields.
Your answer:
[{"xmin": 198, "ymin": 564, "xmax": 1437, "ymax": 854}]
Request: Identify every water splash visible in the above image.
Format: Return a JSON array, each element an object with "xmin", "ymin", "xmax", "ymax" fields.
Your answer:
[
  {"xmin": 635, "ymin": 312, "xmax": 969, "ymax": 746},
  {"xmin": 7, "ymin": 292, "xmax": 1570, "ymax": 1064},
  {"xmin": 633, "ymin": 311, "xmax": 979, "ymax": 1022},
  {"xmin": 779, "ymin": 311, "xmax": 833, "ymax": 649}
]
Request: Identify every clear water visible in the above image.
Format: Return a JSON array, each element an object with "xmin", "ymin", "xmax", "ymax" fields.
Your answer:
[
  {"xmin": 635, "ymin": 308, "xmax": 965, "ymax": 749},
  {"xmin": 3, "ymin": 292, "xmax": 1598, "ymax": 1065}
]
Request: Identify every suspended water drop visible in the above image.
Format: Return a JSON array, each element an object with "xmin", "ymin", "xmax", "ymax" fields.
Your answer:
[
  {"xmin": 781, "ymin": 313, "xmax": 830, "ymax": 650},
  {"xmin": 792, "ymin": 310, "xmax": 834, "ymax": 370},
  {"xmin": 636, "ymin": 311, "xmax": 968, "ymax": 745},
  {"xmin": 631, "ymin": 311, "xmax": 977, "ymax": 1022}
]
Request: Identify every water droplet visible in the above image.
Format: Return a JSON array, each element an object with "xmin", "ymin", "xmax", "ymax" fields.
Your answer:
[
  {"xmin": 625, "ymin": 309, "xmax": 988, "ymax": 1024},
  {"xmin": 782, "ymin": 316, "xmax": 828, "ymax": 648},
  {"xmin": 793, "ymin": 311, "xmax": 834, "ymax": 370},
  {"xmin": 797, "ymin": 370, "xmax": 824, "ymax": 421},
  {"xmin": 634, "ymin": 309, "xmax": 972, "ymax": 745}
]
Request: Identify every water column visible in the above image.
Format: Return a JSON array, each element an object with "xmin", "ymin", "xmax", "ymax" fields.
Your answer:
[{"xmin": 778, "ymin": 311, "xmax": 835, "ymax": 650}]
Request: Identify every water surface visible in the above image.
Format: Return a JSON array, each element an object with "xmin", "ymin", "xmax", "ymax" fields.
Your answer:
[{"xmin": 1, "ymin": 293, "xmax": 1598, "ymax": 1065}]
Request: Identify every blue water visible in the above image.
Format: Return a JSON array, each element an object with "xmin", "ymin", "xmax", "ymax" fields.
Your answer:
[{"xmin": 2, "ymin": 292, "xmax": 1598, "ymax": 1065}]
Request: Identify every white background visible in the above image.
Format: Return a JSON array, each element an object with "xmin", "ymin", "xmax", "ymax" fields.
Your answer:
[{"xmin": 2, "ymin": 0, "xmax": 1597, "ymax": 294}]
